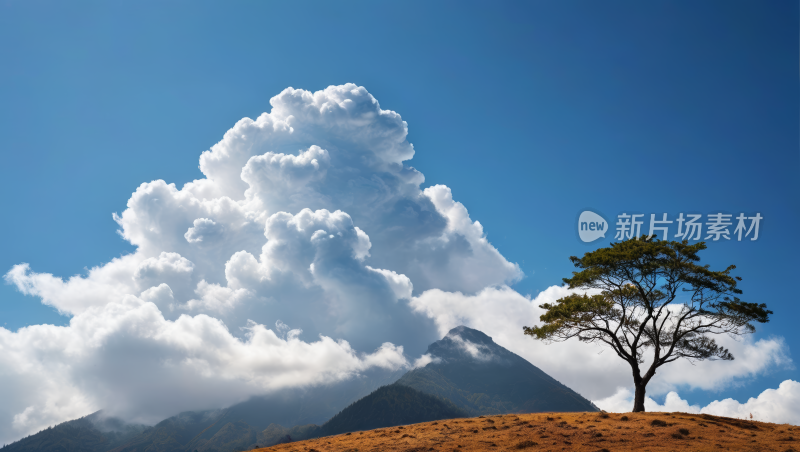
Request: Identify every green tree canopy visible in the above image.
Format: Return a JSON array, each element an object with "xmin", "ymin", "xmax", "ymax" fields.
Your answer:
[{"xmin": 524, "ymin": 236, "xmax": 771, "ymax": 412}]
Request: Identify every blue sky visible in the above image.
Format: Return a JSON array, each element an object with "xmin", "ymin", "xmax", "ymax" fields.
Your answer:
[{"xmin": 0, "ymin": 0, "xmax": 798, "ymax": 431}]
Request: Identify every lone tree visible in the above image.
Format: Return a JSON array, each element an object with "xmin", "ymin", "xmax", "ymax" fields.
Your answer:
[{"xmin": 524, "ymin": 237, "xmax": 771, "ymax": 412}]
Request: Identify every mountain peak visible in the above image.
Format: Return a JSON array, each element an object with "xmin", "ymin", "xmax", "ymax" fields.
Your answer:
[
  {"xmin": 426, "ymin": 326, "xmax": 509, "ymax": 364},
  {"xmin": 399, "ymin": 326, "xmax": 599, "ymax": 415},
  {"xmin": 444, "ymin": 325, "xmax": 494, "ymax": 345}
]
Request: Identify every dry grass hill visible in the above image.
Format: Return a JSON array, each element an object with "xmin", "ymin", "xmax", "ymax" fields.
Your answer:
[{"xmin": 250, "ymin": 411, "xmax": 800, "ymax": 452}]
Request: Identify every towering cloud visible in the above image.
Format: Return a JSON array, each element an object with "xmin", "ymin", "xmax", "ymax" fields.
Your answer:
[{"xmin": 1, "ymin": 84, "xmax": 791, "ymax": 443}]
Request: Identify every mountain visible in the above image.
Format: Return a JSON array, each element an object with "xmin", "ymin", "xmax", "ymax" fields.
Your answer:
[
  {"xmin": 2, "ymin": 326, "xmax": 596, "ymax": 452},
  {"xmin": 3, "ymin": 368, "xmax": 403, "ymax": 452},
  {"xmin": 252, "ymin": 384, "xmax": 467, "ymax": 447},
  {"xmin": 319, "ymin": 384, "xmax": 467, "ymax": 435},
  {"xmin": 107, "ymin": 367, "xmax": 405, "ymax": 452},
  {"xmin": 0, "ymin": 412, "xmax": 149, "ymax": 452},
  {"xmin": 253, "ymin": 326, "xmax": 596, "ymax": 444},
  {"xmin": 395, "ymin": 326, "xmax": 598, "ymax": 415},
  {"xmin": 107, "ymin": 410, "xmax": 227, "ymax": 452}
]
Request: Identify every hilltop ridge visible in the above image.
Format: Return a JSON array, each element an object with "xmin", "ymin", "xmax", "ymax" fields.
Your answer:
[{"xmin": 252, "ymin": 411, "xmax": 800, "ymax": 452}]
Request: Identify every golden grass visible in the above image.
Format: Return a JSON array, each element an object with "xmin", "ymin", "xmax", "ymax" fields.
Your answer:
[{"xmin": 250, "ymin": 411, "xmax": 800, "ymax": 452}]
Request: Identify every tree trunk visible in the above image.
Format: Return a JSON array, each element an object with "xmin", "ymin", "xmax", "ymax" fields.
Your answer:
[{"xmin": 632, "ymin": 383, "xmax": 647, "ymax": 412}]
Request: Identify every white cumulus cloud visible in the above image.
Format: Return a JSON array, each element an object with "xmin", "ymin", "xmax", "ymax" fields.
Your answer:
[{"xmin": 594, "ymin": 380, "xmax": 800, "ymax": 425}]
